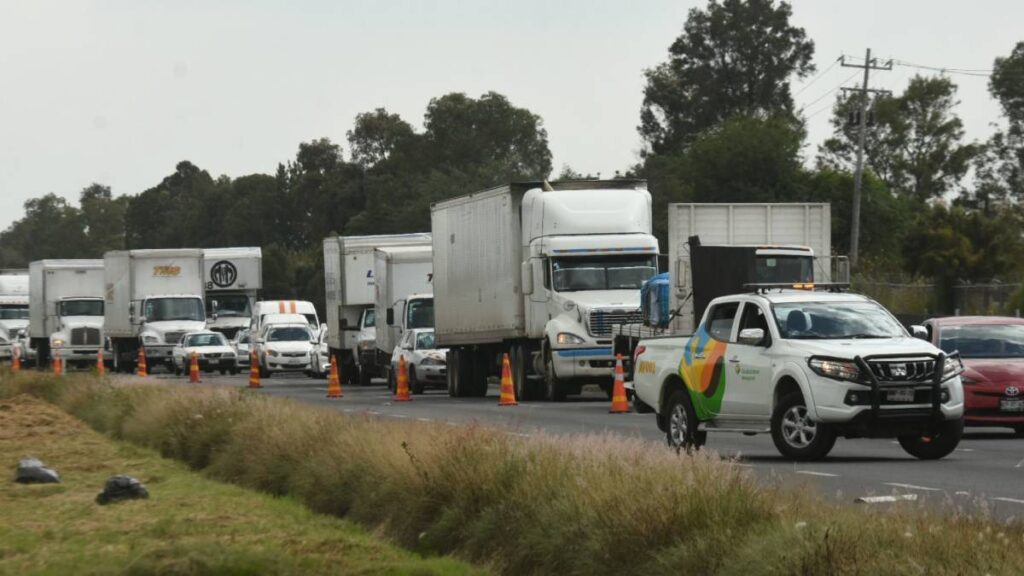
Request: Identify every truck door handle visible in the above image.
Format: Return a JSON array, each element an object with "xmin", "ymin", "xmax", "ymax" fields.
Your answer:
[{"xmin": 728, "ymin": 356, "xmax": 740, "ymax": 363}]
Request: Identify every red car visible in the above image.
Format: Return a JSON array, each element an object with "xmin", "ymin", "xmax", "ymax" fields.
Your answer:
[{"xmin": 924, "ymin": 316, "xmax": 1024, "ymax": 434}]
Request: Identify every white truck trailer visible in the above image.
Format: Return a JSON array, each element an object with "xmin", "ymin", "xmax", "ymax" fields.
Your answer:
[
  {"xmin": 29, "ymin": 260, "xmax": 108, "ymax": 369},
  {"xmin": 431, "ymin": 180, "xmax": 659, "ymax": 401},
  {"xmin": 322, "ymin": 233, "xmax": 432, "ymax": 385},
  {"xmin": 375, "ymin": 245, "xmax": 434, "ymax": 386},
  {"xmin": 0, "ymin": 270, "xmax": 30, "ymax": 336},
  {"xmin": 203, "ymin": 247, "xmax": 262, "ymax": 339},
  {"xmin": 104, "ymin": 249, "xmax": 206, "ymax": 372}
]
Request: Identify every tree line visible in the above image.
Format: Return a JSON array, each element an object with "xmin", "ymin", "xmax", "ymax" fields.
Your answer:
[{"xmin": 2, "ymin": 0, "xmax": 1023, "ymax": 315}]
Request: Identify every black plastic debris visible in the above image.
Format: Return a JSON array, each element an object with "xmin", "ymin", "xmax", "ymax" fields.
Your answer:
[
  {"xmin": 95, "ymin": 475, "xmax": 149, "ymax": 505},
  {"xmin": 15, "ymin": 458, "xmax": 60, "ymax": 484}
]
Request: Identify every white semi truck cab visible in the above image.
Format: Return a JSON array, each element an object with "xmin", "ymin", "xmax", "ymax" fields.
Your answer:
[
  {"xmin": 432, "ymin": 179, "xmax": 659, "ymax": 401},
  {"xmin": 0, "ymin": 270, "xmax": 30, "ymax": 337},
  {"xmin": 104, "ymin": 249, "xmax": 206, "ymax": 373},
  {"xmin": 29, "ymin": 259, "xmax": 108, "ymax": 369},
  {"xmin": 203, "ymin": 247, "xmax": 262, "ymax": 339}
]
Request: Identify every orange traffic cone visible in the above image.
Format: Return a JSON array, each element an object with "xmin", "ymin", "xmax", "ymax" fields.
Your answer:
[
  {"xmin": 248, "ymin": 349, "xmax": 262, "ymax": 388},
  {"xmin": 394, "ymin": 355, "xmax": 411, "ymax": 402},
  {"xmin": 53, "ymin": 350, "xmax": 63, "ymax": 377},
  {"xmin": 326, "ymin": 355, "xmax": 343, "ymax": 398},
  {"xmin": 11, "ymin": 348, "xmax": 20, "ymax": 372},
  {"xmin": 609, "ymin": 354, "xmax": 630, "ymax": 414},
  {"xmin": 498, "ymin": 353, "xmax": 518, "ymax": 406},
  {"xmin": 136, "ymin": 347, "xmax": 148, "ymax": 377},
  {"xmin": 189, "ymin": 351, "xmax": 201, "ymax": 383},
  {"xmin": 96, "ymin": 348, "xmax": 105, "ymax": 377}
]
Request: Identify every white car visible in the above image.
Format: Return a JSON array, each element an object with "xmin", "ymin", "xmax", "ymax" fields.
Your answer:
[
  {"xmin": 171, "ymin": 331, "xmax": 239, "ymax": 376},
  {"xmin": 257, "ymin": 323, "xmax": 315, "ymax": 377},
  {"xmin": 310, "ymin": 325, "xmax": 331, "ymax": 379},
  {"xmin": 233, "ymin": 329, "xmax": 252, "ymax": 369},
  {"xmin": 389, "ymin": 328, "xmax": 448, "ymax": 395}
]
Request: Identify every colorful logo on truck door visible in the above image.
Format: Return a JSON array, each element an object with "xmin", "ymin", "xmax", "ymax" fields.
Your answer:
[{"xmin": 679, "ymin": 325, "xmax": 728, "ymax": 419}]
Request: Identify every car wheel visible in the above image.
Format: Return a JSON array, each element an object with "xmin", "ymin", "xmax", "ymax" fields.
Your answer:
[
  {"xmin": 388, "ymin": 368, "xmax": 397, "ymax": 394},
  {"xmin": 664, "ymin": 389, "xmax": 705, "ymax": 451},
  {"xmin": 219, "ymin": 369, "xmax": 227, "ymax": 375},
  {"xmin": 410, "ymin": 366, "xmax": 425, "ymax": 394},
  {"xmin": 771, "ymin": 392, "xmax": 836, "ymax": 461},
  {"xmin": 1014, "ymin": 425, "xmax": 1024, "ymax": 438},
  {"xmin": 898, "ymin": 419, "xmax": 964, "ymax": 460},
  {"xmin": 543, "ymin": 343, "xmax": 566, "ymax": 402}
]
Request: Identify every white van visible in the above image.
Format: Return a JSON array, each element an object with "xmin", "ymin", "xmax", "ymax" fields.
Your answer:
[{"xmin": 251, "ymin": 301, "xmax": 319, "ymax": 339}]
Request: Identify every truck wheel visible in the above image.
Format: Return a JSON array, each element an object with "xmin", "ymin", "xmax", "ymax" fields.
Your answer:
[
  {"xmin": 771, "ymin": 392, "xmax": 836, "ymax": 461},
  {"xmin": 898, "ymin": 419, "xmax": 964, "ymax": 460},
  {"xmin": 664, "ymin": 389, "xmax": 705, "ymax": 451},
  {"xmin": 543, "ymin": 345, "xmax": 566, "ymax": 402},
  {"xmin": 510, "ymin": 344, "xmax": 531, "ymax": 401}
]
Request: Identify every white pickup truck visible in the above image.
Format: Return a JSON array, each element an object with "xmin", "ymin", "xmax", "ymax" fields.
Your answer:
[{"xmin": 632, "ymin": 289, "xmax": 966, "ymax": 460}]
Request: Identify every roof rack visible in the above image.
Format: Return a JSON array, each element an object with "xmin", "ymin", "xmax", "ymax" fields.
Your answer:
[{"xmin": 743, "ymin": 282, "xmax": 851, "ymax": 294}]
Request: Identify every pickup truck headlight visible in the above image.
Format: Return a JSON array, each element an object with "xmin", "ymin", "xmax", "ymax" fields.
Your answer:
[
  {"xmin": 556, "ymin": 332, "xmax": 586, "ymax": 345},
  {"xmin": 808, "ymin": 357, "xmax": 861, "ymax": 382},
  {"xmin": 942, "ymin": 356, "xmax": 964, "ymax": 382},
  {"xmin": 50, "ymin": 338, "xmax": 64, "ymax": 348}
]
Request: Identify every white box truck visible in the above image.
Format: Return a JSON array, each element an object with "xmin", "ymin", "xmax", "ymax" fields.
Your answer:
[
  {"xmin": 203, "ymin": 247, "xmax": 262, "ymax": 339},
  {"xmin": 0, "ymin": 270, "xmax": 30, "ymax": 335},
  {"xmin": 29, "ymin": 260, "xmax": 108, "ymax": 369},
  {"xmin": 374, "ymin": 245, "xmax": 434, "ymax": 386},
  {"xmin": 431, "ymin": 180, "xmax": 659, "ymax": 401},
  {"xmin": 322, "ymin": 233, "xmax": 432, "ymax": 385},
  {"xmin": 104, "ymin": 249, "xmax": 206, "ymax": 373}
]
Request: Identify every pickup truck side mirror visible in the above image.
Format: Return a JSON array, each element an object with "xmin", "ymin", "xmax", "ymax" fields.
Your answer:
[
  {"xmin": 909, "ymin": 325, "xmax": 929, "ymax": 340},
  {"xmin": 386, "ymin": 308, "xmax": 395, "ymax": 326},
  {"xmin": 738, "ymin": 328, "xmax": 766, "ymax": 346}
]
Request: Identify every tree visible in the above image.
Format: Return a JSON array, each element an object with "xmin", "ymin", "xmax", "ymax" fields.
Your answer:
[
  {"xmin": 347, "ymin": 108, "xmax": 415, "ymax": 169},
  {"xmin": 990, "ymin": 42, "xmax": 1024, "ymax": 135},
  {"xmin": 79, "ymin": 184, "xmax": 126, "ymax": 254},
  {"xmin": 639, "ymin": 0, "xmax": 814, "ymax": 155}
]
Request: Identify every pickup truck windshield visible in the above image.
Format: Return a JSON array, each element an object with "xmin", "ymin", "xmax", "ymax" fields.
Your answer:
[
  {"xmin": 0, "ymin": 305, "xmax": 29, "ymax": 320},
  {"xmin": 939, "ymin": 324, "xmax": 1024, "ymax": 359},
  {"xmin": 144, "ymin": 298, "xmax": 205, "ymax": 322},
  {"xmin": 755, "ymin": 256, "xmax": 813, "ymax": 284},
  {"xmin": 407, "ymin": 298, "xmax": 434, "ymax": 330},
  {"xmin": 773, "ymin": 301, "xmax": 904, "ymax": 340},
  {"xmin": 552, "ymin": 256, "xmax": 657, "ymax": 292},
  {"xmin": 208, "ymin": 295, "xmax": 250, "ymax": 317},
  {"xmin": 60, "ymin": 300, "xmax": 103, "ymax": 316}
]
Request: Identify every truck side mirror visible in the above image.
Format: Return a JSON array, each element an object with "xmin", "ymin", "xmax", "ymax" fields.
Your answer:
[
  {"xmin": 386, "ymin": 308, "xmax": 395, "ymax": 326},
  {"xmin": 738, "ymin": 328, "xmax": 766, "ymax": 346},
  {"xmin": 521, "ymin": 261, "xmax": 534, "ymax": 295},
  {"xmin": 910, "ymin": 325, "xmax": 928, "ymax": 340}
]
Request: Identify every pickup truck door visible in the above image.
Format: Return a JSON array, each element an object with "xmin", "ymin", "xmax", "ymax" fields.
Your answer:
[{"xmin": 720, "ymin": 302, "xmax": 774, "ymax": 418}]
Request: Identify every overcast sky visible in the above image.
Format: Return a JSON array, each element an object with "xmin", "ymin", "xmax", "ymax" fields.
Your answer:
[{"xmin": 1, "ymin": 0, "xmax": 1021, "ymax": 231}]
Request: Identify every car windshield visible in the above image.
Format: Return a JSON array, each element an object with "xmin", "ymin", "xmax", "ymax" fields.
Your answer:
[
  {"xmin": 364, "ymin": 309, "xmax": 376, "ymax": 328},
  {"xmin": 773, "ymin": 300, "xmax": 905, "ymax": 340},
  {"xmin": 755, "ymin": 256, "xmax": 813, "ymax": 284},
  {"xmin": 269, "ymin": 326, "xmax": 311, "ymax": 342},
  {"xmin": 208, "ymin": 295, "xmax": 250, "ymax": 317},
  {"xmin": 0, "ymin": 305, "xmax": 29, "ymax": 320},
  {"xmin": 145, "ymin": 297, "xmax": 205, "ymax": 322},
  {"xmin": 407, "ymin": 298, "xmax": 434, "ymax": 330},
  {"xmin": 186, "ymin": 333, "xmax": 227, "ymax": 347},
  {"xmin": 552, "ymin": 256, "xmax": 657, "ymax": 292},
  {"xmin": 237, "ymin": 333, "xmax": 250, "ymax": 345},
  {"xmin": 60, "ymin": 299, "xmax": 104, "ymax": 316},
  {"xmin": 939, "ymin": 324, "xmax": 1024, "ymax": 359},
  {"xmin": 416, "ymin": 332, "xmax": 435, "ymax": 349}
]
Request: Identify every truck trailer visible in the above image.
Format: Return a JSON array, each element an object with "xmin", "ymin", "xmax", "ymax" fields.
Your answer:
[
  {"xmin": 203, "ymin": 247, "xmax": 262, "ymax": 339},
  {"xmin": 375, "ymin": 245, "xmax": 434, "ymax": 386},
  {"xmin": 29, "ymin": 259, "xmax": 108, "ymax": 369},
  {"xmin": 104, "ymin": 249, "xmax": 206, "ymax": 373},
  {"xmin": 431, "ymin": 180, "xmax": 659, "ymax": 401}
]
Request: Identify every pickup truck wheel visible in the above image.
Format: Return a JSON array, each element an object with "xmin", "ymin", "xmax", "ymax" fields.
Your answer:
[
  {"xmin": 898, "ymin": 419, "xmax": 963, "ymax": 460},
  {"xmin": 771, "ymin": 393, "xmax": 836, "ymax": 461},
  {"xmin": 544, "ymin": 345, "xmax": 566, "ymax": 402},
  {"xmin": 665, "ymin": 390, "xmax": 703, "ymax": 451}
]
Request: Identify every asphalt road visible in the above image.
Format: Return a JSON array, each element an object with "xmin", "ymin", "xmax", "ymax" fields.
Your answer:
[{"xmin": 143, "ymin": 369, "xmax": 1024, "ymax": 521}]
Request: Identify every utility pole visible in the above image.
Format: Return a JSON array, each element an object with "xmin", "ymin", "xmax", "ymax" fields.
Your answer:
[{"xmin": 840, "ymin": 49, "xmax": 891, "ymax": 269}]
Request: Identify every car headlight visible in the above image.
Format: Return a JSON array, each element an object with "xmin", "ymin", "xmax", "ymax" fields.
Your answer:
[
  {"xmin": 268, "ymin": 349, "xmax": 279, "ymax": 357},
  {"xmin": 942, "ymin": 356, "xmax": 964, "ymax": 382},
  {"xmin": 143, "ymin": 334, "xmax": 160, "ymax": 344},
  {"xmin": 808, "ymin": 357, "xmax": 861, "ymax": 382},
  {"xmin": 556, "ymin": 332, "xmax": 586, "ymax": 345},
  {"xmin": 50, "ymin": 338, "xmax": 64, "ymax": 348}
]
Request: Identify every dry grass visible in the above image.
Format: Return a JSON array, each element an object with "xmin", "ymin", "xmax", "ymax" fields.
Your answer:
[{"xmin": 4, "ymin": 370, "xmax": 1024, "ymax": 575}]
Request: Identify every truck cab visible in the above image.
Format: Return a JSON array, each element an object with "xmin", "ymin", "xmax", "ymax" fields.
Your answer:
[
  {"xmin": 48, "ymin": 297, "xmax": 107, "ymax": 367},
  {"xmin": 633, "ymin": 288, "xmax": 966, "ymax": 460},
  {"xmin": 138, "ymin": 294, "xmax": 207, "ymax": 368},
  {"xmin": 384, "ymin": 293, "xmax": 433, "ymax": 367}
]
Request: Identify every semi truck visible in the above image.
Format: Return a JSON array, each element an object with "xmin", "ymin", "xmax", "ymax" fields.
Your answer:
[
  {"xmin": 104, "ymin": 249, "xmax": 206, "ymax": 372},
  {"xmin": 322, "ymin": 233, "xmax": 432, "ymax": 385},
  {"xmin": 375, "ymin": 245, "xmax": 434, "ymax": 386},
  {"xmin": 431, "ymin": 179, "xmax": 659, "ymax": 401},
  {"xmin": 203, "ymin": 247, "xmax": 262, "ymax": 339},
  {"xmin": 29, "ymin": 259, "xmax": 108, "ymax": 369},
  {"xmin": 0, "ymin": 270, "xmax": 30, "ymax": 336}
]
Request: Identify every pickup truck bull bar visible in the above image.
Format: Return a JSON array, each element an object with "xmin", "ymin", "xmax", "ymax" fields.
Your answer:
[{"xmin": 852, "ymin": 352, "xmax": 958, "ymax": 427}]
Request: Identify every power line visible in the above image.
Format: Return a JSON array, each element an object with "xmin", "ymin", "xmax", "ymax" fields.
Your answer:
[
  {"xmin": 891, "ymin": 59, "xmax": 1024, "ymax": 79},
  {"xmin": 799, "ymin": 70, "xmax": 861, "ymax": 113},
  {"xmin": 793, "ymin": 56, "xmax": 843, "ymax": 97}
]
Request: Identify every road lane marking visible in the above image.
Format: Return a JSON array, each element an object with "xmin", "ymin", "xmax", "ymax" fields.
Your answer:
[
  {"xmin": 956, "ymin": 448, "xmax": 974, "ymax": 452},
  {"xmin": 884, "ymin": 482, "xmax": 941, "ymax": 492},
  {"xmin": 796, "ymin": 471, "xmax": 839, "ymax": 477},
  {"xmin": 416, "ymin": 418, "xmax": 431, "ymax": 422},
  {"xmin": 956, "ymin": 491, "xmax": 971, "ymax": 496},
  {"xmin": 390, "ymin": 414, "xmax": 409, "ymax": 419},
  {"xmin": 856, "ymin": 494, "xmax": 918, "ymax": 504},
  {"xmin": 993, "ymin": 497, "xmax": 1024, "ymax": 505}
]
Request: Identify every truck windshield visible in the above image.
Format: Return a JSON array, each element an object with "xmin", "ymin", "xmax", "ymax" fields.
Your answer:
[
  {"xmin": 552, "ymin": 256, "xmax": 657, "ymax": 292},
  {"xmin": 773, "ymin": 301, "xmax": 905, "ymax": 340},
  {"xmin": 208, "ymin": 295, "xmax": 250, "ymax": 317},
  {"xmin": 0, "ymin": 305, "xmax": 29, "ymax": 320},
  {"xmin": 363, "ymin": 309, "xmax": 376, "ymax": 328},
  {"xmin": 60, "ymin": 300, "xmax": 104, "ymax": 316},
  {"xmin": 407, "ymin": 298, "xmax": 434, "ymax": 329},
  {"xmin": 269, "ymin": 326, "xmax": 311, "ymax": 342},
  {"xmin": 144, "ymin": 298, "xmax": 205, "ymax": 322},
  {"xmin": 939, "ymin": 324, "xmax": 1024, "ymax": 359},
  {"xmin": 755, "ymin": 256, "xmax": 813, "ymax": 284}
]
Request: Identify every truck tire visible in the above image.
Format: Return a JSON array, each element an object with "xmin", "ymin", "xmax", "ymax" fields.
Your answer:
[
  {"xmin": 898, "ymin": 419, "xmax": 963, "ymax": 460},
  {"xmin": 543, "ymin": 344, "xmax": 566, "ymax": 402},
  {"xmin": 510, "ymin": 344, "xmax": 532, "ymax": 401},
  {"xmin": 664, "ymin": 389, "xmax": 705, "ymax": 451},
  {"xmin": 470, "ymin": 349, "xmax": 489, "ymax": 397},
  {"xmin": 770, "ymin": 392, "xmax": 836, "ymax": 461}
]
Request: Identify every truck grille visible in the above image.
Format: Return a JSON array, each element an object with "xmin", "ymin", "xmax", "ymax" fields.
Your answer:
[
  {"xmin": 866, "ymin": 358, "xmax": 936, "ymax": 383},
  {"xmin": 164, "ymin": 332, "xmax": 185, "ymax": 344},
  {"xmin": 70, "ymin": 327, "xmax": 101, "ymax": 346},
  {"xmin": 588, "ymin": 309, "xmax": 643, "ymax": 337}
]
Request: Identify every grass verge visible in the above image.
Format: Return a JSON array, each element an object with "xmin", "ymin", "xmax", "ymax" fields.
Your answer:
[
  {"xmin": 3, "ymin": 370, "xmax": 1024, "ymax": 575},
  {"xmin": 0, "ymin": 391, "xmax": 476, "ymax": 575}
]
